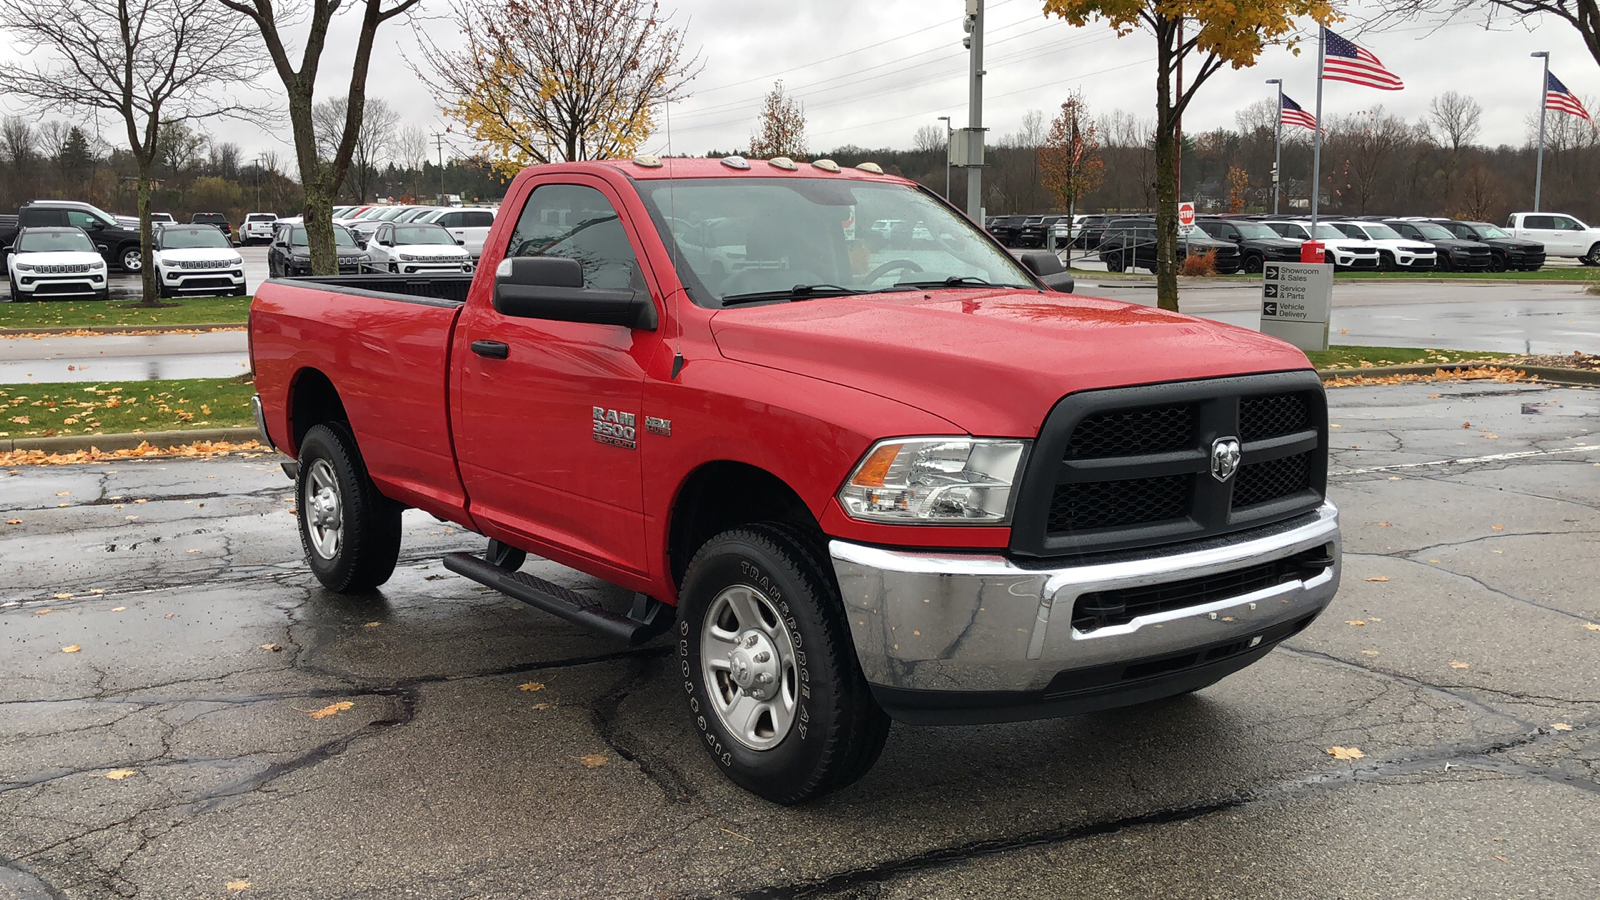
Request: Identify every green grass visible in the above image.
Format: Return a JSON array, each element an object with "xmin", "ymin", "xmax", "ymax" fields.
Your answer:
[
  {"xmin": 1304, "ymin": 345, "xmax": 1513, "ymax": 370},
  {"xmin": 0, "ymin": 295, "xmax": 251, "ymax": 330},
  {"xmin": 0, "ymin": 376, "xmax": 255, "ymax": 439}
]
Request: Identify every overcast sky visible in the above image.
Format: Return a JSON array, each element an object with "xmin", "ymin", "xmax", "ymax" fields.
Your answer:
[{"xmin": 4, "ymin": 0, "xmax": 1597, "ymax": 163}]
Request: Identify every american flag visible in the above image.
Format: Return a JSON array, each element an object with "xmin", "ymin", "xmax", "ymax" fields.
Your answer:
[
  {"xmin": 1280, "ymin": 94, "xmax": 1318, "ymax": 131},
  {"xmin": 1322, "ymin": 27, "xmax": 1404, "ymax": 91},
  {"xmin": 1546, "ymin": 72, "xmax": 1591, "ymax": 121}
]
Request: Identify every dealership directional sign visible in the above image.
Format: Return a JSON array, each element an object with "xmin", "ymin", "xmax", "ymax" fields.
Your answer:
[{"xmin": 1259, "ymin": 261, "xmax": 1333, "ymax": 352}]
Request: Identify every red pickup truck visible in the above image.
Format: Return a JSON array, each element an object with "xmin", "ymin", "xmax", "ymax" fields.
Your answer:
[{"xmin": 250, "ymin": 157, "xmax": 1341, "ymax": 803}]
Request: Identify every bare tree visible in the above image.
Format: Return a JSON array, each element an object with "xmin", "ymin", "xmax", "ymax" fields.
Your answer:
[
  {"xmin": 1, "ymin": 116, "xmax": 38, "ymax": 176},
  {"xmin": 313, "ymin": 95, "xmax": 400, "ymax": 201},
  {"xmin": 0, "ymin": 0, "xmax": 260, "ymax": 305},
  {"xmin": 913, "ymin": 124, "xmax": 946, "ymax": 155},
  {"xmin": 1324, "ymin": 107, "xmax": 1413, "ymax": 214},
  {"xmin": 36, "ymin": 121, "xmax": 71, "ymax": 165},
  {"xmin": 1376, "ymin": 0, "xmax": 1600, "ymax": 76},
  {"xmin": 393, "ymin": 124, "xmax": 431, "ymax": 198},
  {"xmin": 1427, "ymin": 91, "xmax": 1482, "ymax": 153},
  {"xmin": 749, "ymin": 81, "xmax": 808, "ymax": 159},
  {"xmin": 415, "ymin": 0, "xmax": 699, "ymax": 176},
  {"xmin": 219, "ymin": 0, "xmax": 421, "ymax": 275}
]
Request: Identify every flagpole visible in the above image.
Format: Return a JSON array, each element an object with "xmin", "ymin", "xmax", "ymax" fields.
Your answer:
[
  {"xmin": 1268, "ymin": 79, "xmax": 1284, "ymax": 215},
  {"xmin": 1310, "ymin": 27, "xmax": 1326, "ymax": 227},
  {"xmin": 1532, "ymin": 51, "xmax": 1549, "ymax": 213}
]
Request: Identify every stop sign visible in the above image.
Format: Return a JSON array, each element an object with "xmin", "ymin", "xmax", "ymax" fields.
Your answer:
[{"xmin": 1178, "ymin": 202, "xmax": 1196, "ymax": 228}]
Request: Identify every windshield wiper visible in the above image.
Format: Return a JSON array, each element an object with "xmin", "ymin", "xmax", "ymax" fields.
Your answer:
[
  {"xmin": 720, "ymin": 284, "xmax": 864, "ymax": 306},
  {"xmin": 895, "ymin": 275, "xmax": 1033, "ymax": 290}
]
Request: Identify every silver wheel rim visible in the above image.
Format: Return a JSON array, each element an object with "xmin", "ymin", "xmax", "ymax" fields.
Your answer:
[
  {"xmin": 302, "ymin": 458, "xmax": 343, "ymax": 560},
  {"xmin": 122, "ymin": 250, "xmax": 141, "ymax": 271},
  {"xmin": 700, "ymin": 584, "xmax": 799, "ymax": 752}
]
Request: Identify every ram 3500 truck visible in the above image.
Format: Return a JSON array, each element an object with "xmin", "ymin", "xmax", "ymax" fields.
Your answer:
[{"xmin": 250, "ymin": 157, "xmax": 1341, "ymax": 804}]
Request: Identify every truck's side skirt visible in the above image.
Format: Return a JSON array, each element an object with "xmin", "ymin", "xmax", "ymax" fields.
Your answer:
[{"xmin": 442, "ymin": 551, "xmax": 672, "ymax": 645}]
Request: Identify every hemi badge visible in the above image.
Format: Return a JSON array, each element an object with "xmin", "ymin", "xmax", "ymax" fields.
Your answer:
[{"xmin": 646, "ymin": 416, "xmax": 672, "ymax": 436}]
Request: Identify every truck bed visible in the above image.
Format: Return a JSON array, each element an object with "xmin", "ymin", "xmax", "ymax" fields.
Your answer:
[{"xmin": 276, "ymin": 273, "xmax": 475, "ymax": 304}]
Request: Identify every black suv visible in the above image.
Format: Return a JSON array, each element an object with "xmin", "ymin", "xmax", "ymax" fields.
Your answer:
[
  {"xmin": 1016, "ymin": 215, "xmax": 1068, "ymax": 249},
  {"xmin": 1436, "ymin": 220, "xmax": 1544, "ymax": 271},
  {"xmin": 1073, "ymin": 214, "xmax": 1114, "ymax": 251},
  {"xmin": 1194, "ymin": 217, "xmax": 1302, "ymax": 273},
  {"xmin": 190, "ymin": 212, "xmax": 234, "ymax": 242},
  {"xmin": 985, "ymin": 215, "xmax": 1029, "ymax": 247},
  {"xmin": 266, "ymin": 222, "xmax": 371, "ymax": 277},
  {"xmin": 1381, "ymin": 219, "xmax": 1493, "ymax": 270},
  {"xmin": 1098, "ymin": 217, "xmax": 1242, "ymax": 274}
]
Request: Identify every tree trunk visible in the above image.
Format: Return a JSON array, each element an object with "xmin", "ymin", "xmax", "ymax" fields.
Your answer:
[
  {"xmin": 286, "ymin": 86, "xmax": 339, "ymax": 276},
  {"xmin": 134, "ymin": 168, "xmax": 159, "ymax": 307},
  {"xmin": 1153, "ymin": 22, "xmax": 1179, "ymax": 312}
]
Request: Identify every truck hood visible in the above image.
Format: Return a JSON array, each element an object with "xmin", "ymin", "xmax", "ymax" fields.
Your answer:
[{"xmin": 710, "ymin": 289, "xmax": 1311, "ymax": 436}]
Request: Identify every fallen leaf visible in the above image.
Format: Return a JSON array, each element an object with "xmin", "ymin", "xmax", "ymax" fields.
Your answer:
[
  {"xmin": 1365, "ymin": 576, "xmax": 1389, "ymax": 582},
  {"xmin": 259, "ymin": 643, "xmax": 281, "ymax": 652},
  {"xmin": 110, "ymin": 606, "xmax": 126, "ymax": 612},
  {"xmin": 1492, "ymin": 524, "xmax": 1504, "ymax": 531},
  {"xmin": 133, "ymin": 498, "xmax": 148, "ymax": 504},
  {"xmin": 1361, "ymin": 649, "xmax": 1380, "ymax": 656},
  {"xmin": 61, "ymin": 644, "xmax": 81, "ymax": 653},
  {"xmin": 5, "ymin": 519, "xmax": 19, "ymax": 525},
  {"xmin": 1368, "ymin": 617, "xmax": 1382, "ymax": 622},
  {"xmin": 52, "ymin": 592, "xmax": 72, "ymax": 599},
  {"xmin": 33, "ymin": 608, "xmax": 50, "ymax": 615},
  {"xmin": 1482, "ymin": 433, "xmax": 1499, "ymax": 440},
  {"xmin": 1449, "ymin": 660, "xmax": 1470, "ymax": 669},
  {"xmin": 1428, "ymin": 393, "xmax": 1441, "ymax": 399},
  {"xmin": 1428, "ymin": 559, "xmax": 1441, "ymax": 564},
  {"xmin": 530, "ymin": 702, "xmax": 552, "ymax": 710},
  {"xmin": 1377, "ymin": 521, "xmax": 1392, "ymax": 527},
  {"xmin": 102, "ymin": 769, "xmax": 135, "ymax": 780},
  {"xmin": 89, "ymin": 589, "xmax": 104, "ymax": 595},
  {"xmin": 1584, "ymin": 623, "xmax": 1600, "ymax": 632},
  {"xmin": 1326, "ymin": 746, "xmax": 1365, "ymax": 761},
  {"xmin": 1551, "ymin": 723, "xmax": 1573, "ymax": 732},
  {"xmin": 226, "ymin": 880, "xmax": 251, "ymax": 892},
  {"xmin": 1346, "ymin": 620, "xmax": 1366, "ymax": 626},
  {"xmin": 1329, "ymin": 423, "xmax": 1341, "ymax": 428},
  {"xmin": 577, "ymin": 753, "xmax": 607, "ymax": 768},
  {"xmin": 308, "ymin": 701, "xmax": 353, "ymax": 720},
  {"xmin": 519, "ymin": 682, "xmax": 546, "ymax": 692},
  {"xmin": 1492, "ymin": 855, "xmax": 1509, "ymax": 863},
  {"xmin": 363, "ymin": 621, "xmax": 380, "ymax": 628},
  {"xmin": 162, "ymin": 613, "xmax": 173, "ymax": 619},
  {"xmin": 1461, "ymin": 422, "xmax": 1471, "ymax": 429},
  {"xmin": 1388, "ymin": 476, "xmax": 1401, "ymax": 481}
]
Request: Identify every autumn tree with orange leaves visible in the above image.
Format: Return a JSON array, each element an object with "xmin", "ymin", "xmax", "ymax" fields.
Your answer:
[
  {"xmin": 1043, "ymin": 0, "xmax": 1338, "ymax": 310},
  {"xmin": 1038, "ymin": 92, "xmax": 1103, "ymax": 264},
  {"xmin": 416, "ymin": 0, "xmax": 699, "ymax": 177},
  {"xmin": 748, "ymin": 81, "xmax": 808, "ymax": 160}
]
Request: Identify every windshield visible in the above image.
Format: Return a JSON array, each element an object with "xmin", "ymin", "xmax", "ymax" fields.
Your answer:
[
  {"xmin": 17, "ymin": 230, "xmax": 95, "ymax": 253},
  {"xmin": 288, "ymin": 226, "xmax": 356, "ymax": 248},
  {"xmin": 1409, "ymin": 222, "xmax": 1454, "ymax": 240},
  {"xmin": 634, "ymin": 178, "xmax": 1035, "ymax": 307},
  {"xmin": 1233, "ymin": 223, "xmax": 1279, "ymax": 240},
  {"xmin": 1357, "ymin": 223, "xmax": 1403, "ymax": 240},
  {"xmin": 1308, "ymin": 224, "xmax": 1346, "ymax": 240},
  {"xmin": 160, "ymin": 227, "xmax": 230, "ymax": 249},
  {"xmin": 1474, "ymin": 224, "xmax": 1509, "ymax": 239},
  {"xmin": 393, "ymin": 224, "xmax": 457, "ymax": 246}
]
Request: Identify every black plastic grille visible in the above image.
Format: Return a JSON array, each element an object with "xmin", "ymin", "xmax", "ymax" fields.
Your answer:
[
  {"xmin": 1232, "ymin": 452, "xmax": 1311, "ymax": 508},
  {"xmin": 1071, "ymin": 544, "xmax": 1336, "ymax": 632},
  {"xmin": 1239, "ymin": 393, "xmax": 1310, "ymax": 442},
  {"xmin": 1049, "ymin": 474, "xmax": 1190, "ymax": 532},
  {"xmin": 1065, "ymin": 405, "xmax": 1194, "ymax": 459}
]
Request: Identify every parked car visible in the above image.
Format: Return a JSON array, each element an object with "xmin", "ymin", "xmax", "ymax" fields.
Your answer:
[
  {"xmin": 1073, "ymin": 214, "xmax": 1115, "ymax": 251},
  {"xmin": 1323, "ymin": 220, "xmax": 1437, "ymax": 271},
  {"xmin": 4, "ymin": 226, "xmax": 109, "ymax": 301},
  {"xmin": 250, "ymin": 156, "xmax": 1339, "ymax": 803},
  {"xmin": 1380, "ymin": 219, "xmax": 1491, "ymax": 271},
  {"xmin": 1504, "ymin": 212, "xmax": 1600, "ymax": 265},
  {"xmin": 1260, "ymin": 221, "xmax": 1381, "ymax": 270},
  {"xmin": 240, "ymin": 212, "xmax": 279, "ymax": 245},
  {"xmin": 1017, "ymin": 215, "xmax": 1068, "ymax": 249},
  {"xmin": 985, "ymin": 215, "xmax": 1028, "ymax": 247},
  {"xmin": 393, "ymin": 207, "xmax": 441, "ymax": 223},
  {"xmin": 266, "ymin": 223, "xmax": 371, "ymax": 277},
  {"xmin": 1434, "ymin": 220, "xmax": 1544, "ymax": 271},
  {"xmin": 416, "ymin": 206, "xmax": 497, "ymax": 258},
  {"xmin": 190, "ymin": 212, "xmax": 233, "ymax": 241},
  {"xmin": 152, "ymin": 224, "xmax": 246, "ymax": 297},
  {"xmin": 0, "ymin": 200, "xmax": 144, "ymax": 272},
  {"xmin": 1098, "ymin": 217, "xmax": 1242, "ymax": 273},
  {"xmin": 1193, "ymin": 217, "xmax": 1302, "ymax": 273},
  {"xmin": 359, "ymin": 222, "xmax": 475, "ymax": 274},
  {"xmin": 150, "ymin": 212, "xmax": 176, "ymax": 225}
]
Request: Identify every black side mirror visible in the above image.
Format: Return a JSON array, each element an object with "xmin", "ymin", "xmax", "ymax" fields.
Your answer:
[
  {"xmin": 1017, "ymin": 250, "xmax": 1075, "ymax": 293},
  {"xmin": 455, "ymin": 237, "xmax": 465, "ymax": 245},
  {"xmin": 493, "ymin": 256, "xmax": 657, "ymax": 330}
]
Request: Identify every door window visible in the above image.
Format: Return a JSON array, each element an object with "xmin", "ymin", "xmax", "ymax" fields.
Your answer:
[
  {"xmin": 464, "ymin": 211, "xmax": 494, "ymax": 228},
  {"xmin": 436, "ymin": 212, "xmax": 461, "ymax": 228},
  {"xmin": 507, "ymin": 184, "xmax": 644, "ymax": 292},
  {"xmin": 1553, "ymin": 216, "xmax": 1583, "ymax": 231},
  {"xmin": 1524, "ymin": 215, "xmax": 1556, "ymax": 230},
  {"xmin": 66, "ymin": 210, "xmax": 103, "ymax": 230}
]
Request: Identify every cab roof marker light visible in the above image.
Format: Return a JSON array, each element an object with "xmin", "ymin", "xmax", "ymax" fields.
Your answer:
[
  {"xmin": 632, "ymin": 154, "xmax": 663, "ymax": 168},
  {"xmin": 720, "ymin": 155, "xmax": 751, "ymax": 170},
  {"xmin": 811, "ymin": 159, "xmax": 841, "ymax": 173},
  {"xmin": 768, "ymin": 157, "xmax": 798, "ymax": 171},
  {"xmin": 856, "ymin": 162, "xmax": 884, "ymax": 174}
]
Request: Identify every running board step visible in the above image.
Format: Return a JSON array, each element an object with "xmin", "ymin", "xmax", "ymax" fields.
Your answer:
[{"xmin": 442, "ymin": 552, "xmax": 670, "ymax": 646}]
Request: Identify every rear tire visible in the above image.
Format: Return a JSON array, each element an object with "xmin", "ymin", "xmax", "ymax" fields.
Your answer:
[
  {"xmin": 295, "ymin": 422, "xmax": 403, "ymax": 593},
  {"xmin": 678, "ymin": 524, "xmax": 890, "ymax": 804},
  {"xmin": 1242, "ymin": 254, "xmax": 1263, "ymax": 274},
  {"xmin": 1583, "ymin": 243, "xmax": 1600, "ymax": 266},
  {"xmin": 1488, "ymin": 252, "xmax": 1508, "ymax": 273}
]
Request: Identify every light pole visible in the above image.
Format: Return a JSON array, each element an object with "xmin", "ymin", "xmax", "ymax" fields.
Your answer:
[
  {"xmin": 1531, "ymin": 51, "xmax": 1550, "ymax": 212},
  {"xmin": 963, "ymin": 0, "xmax": 985, "ymax": 221},
  {"xmin": 1266, "ymin": 79, "xmax": 1283, "ymax": 215},
  {"xmin": 937, "ymin": 115, "xmax": 952, "ymax": 198}
]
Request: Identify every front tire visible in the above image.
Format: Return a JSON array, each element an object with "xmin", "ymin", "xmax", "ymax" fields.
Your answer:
[
  {"xmin": 1105, "ymin": 253, "xmax": 1125, "ymax": 273},
  {"xmin": 679, "ymin": 524, "xmax": 890, "ymax": 804},
  {"xmin": 1242, "ymin": 254, "xmax": 1263, "ymax": 274},
  {"xmin": 296, "ymin": 422, "xmax": 402, "ymax": 592},
  {"xmin": 1488, "ymin": 252, "xmax": 1508, "ymax": 273},
  {"xmin": 1583, "ymin": 243, "xmax": 1600, "ymax": 266}
]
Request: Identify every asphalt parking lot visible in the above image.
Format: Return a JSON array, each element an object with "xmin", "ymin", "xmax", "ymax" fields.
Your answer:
[{"xmin": 2, "ymin": 381, "xmax": 1598, "ymax": 899}]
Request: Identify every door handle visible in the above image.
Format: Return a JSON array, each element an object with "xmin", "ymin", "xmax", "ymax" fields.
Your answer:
[{"xmin": 471, "ymin": 340, "xmax": 509, "ymax": 359}]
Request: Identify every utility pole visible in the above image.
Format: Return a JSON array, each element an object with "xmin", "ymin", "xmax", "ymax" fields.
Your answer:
[
  {"xmin": 1531, "ymin": 51, "xmax": 1549, "ymax": 212},
  {"xmin": 964, "ymin": 0, "xmax": 984, "ymax": 221},
  {"xmin": 1266, "ymin": 78, "xmax": 1283, "ymax": 215},
  {"xmin": 937, "ymin": 115, "xmax": 952, "ymax": 199},
  {"xmin": 432, "ymin": 132, "xmax": 448, "ymax": 201}
]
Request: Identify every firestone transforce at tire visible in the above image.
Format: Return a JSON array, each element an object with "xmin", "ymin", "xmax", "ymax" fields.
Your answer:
[
  {"xmin": 295, "ymin": 422, "xmax": 402, "ymax": 593},
  {"xmin": 678, "ymin": 524, "xmax": 890, "ymax": 804}
]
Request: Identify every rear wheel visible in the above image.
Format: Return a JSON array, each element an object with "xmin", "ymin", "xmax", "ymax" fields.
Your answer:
[
  {"xmin": 119, "ymin": 246, "xmax": 142, "ymax": 273},
  {"xmin": 679, "ymin": 524, "xmax": 890, "ymax": 804},
  {"xmin": 295, "ymin": 422, "xmax": 403, "ymax": 592},
  {"xmin": 1242, "ymin": 254, "xmax": 1264, "ymax": 274},
  {"xmin": 1105, "ymin": 253, "xmax": 1125, "ymax": 273},
  {"xmin": 1488, "ymin": 252, "xmax": 1508, "ymax": 273},
  {"xmin": 1583, "ymin": 243, "xmax": 1600, "ymax": 266}
]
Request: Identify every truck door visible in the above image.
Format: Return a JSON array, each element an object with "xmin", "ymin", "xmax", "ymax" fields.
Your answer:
[
  {"xmin": 1519, "ymin": 215, "xmax": 1562, "ymax": 253},
  {"xmin": 1549, "ymin": 215, "xmax": 1588, "ymax": 256},
  {"xmin": 452, "ymin": 177, "xmax": 657, "ymax": 577}
]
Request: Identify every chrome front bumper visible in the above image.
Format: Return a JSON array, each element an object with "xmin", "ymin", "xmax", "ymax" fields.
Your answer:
[{"xmin": 831, "ymin": 502, "xmax": 1340, "ymax": 717}]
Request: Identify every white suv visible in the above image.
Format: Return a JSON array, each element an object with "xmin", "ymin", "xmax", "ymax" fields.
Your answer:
[
  {"xmin": 153, "ymin": 224, "xmax": 246, "ymax": 297},
  {"xmin": 240, "ymin": 213, "xmax": 278, "ymax": 245},
  {"xmin": 5, "ymin": 227, "xmax": 109, "ymax": 301},
  {"xmin": 361, "ymin": 222, "xmax": 474, "ymax": 274},
  {"xmin": 1262, "ymin": 220, "xmax": 1382, "ymax": 270},
  {"xmin": 1326, "ymin": 221, "xmax": 1437, "ymax": 270}
]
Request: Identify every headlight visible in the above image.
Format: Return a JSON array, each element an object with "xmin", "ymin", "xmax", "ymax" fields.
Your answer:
[
  {"xmin": 838, "ymin": 438, "xmax": 1028, "ymax": 524},
  {"xmin": 399, "ymin": 252, "xmax": 418, "ymax": 261},
  {"xmin": 14, "ymin": 263, "xmax": 35, "ymax": 272},
  {"xmin": 91, "ymin": 260, "xmax": 106, "ymax": 269},
  {"xmin": 230, "ymin": 255, "xmax": 243, "ymax": 265}
]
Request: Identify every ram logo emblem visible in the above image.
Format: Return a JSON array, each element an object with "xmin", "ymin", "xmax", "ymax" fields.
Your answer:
[{"xmin": 1210, "ymin": 437, "xmax": 1242, "ymax": 483}]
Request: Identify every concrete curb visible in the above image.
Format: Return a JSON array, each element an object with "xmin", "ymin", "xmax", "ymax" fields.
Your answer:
[
  {"xmin": 0, "ymin": 323, "xmax": 245, "ymax": 336},
  {"xmin": 2, "ymin": 427, "xmax": 260, "ymax": 454},
  {"xmin": 1320, "ymin": 363, "xmax": 1600, "ymax": 386},
  {"xmin": 1074, "ymin": 275, "xmax": 1590, "ymax": 289}
]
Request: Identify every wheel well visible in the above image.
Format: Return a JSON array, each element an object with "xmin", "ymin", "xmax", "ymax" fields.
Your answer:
[
  {"xmin": 287, "ymin": 368, "xmax": 348, "ymax": 453},
  {"xmin": 667, "ymin": 462, "xmax": 821, "ymax": 589}
]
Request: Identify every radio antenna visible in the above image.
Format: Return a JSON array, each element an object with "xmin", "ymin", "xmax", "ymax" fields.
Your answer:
[{"xmin": 665, "ymin": 99, "xmax": 685, "ymax": 380}]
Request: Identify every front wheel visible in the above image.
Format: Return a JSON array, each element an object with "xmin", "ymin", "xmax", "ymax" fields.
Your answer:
[
  {"xmin": 1488, "ymin": 252, "xmax": 1508, "ymax": 273},
  {"xmin": 1242, "ymin": 254, "xmax": 1264, "ymax": 274},
  {"xmin": 1583, "ymin": 244, "xmax": 1600, "ymax": 266},
  {"xmin": 679, "ymin": 524, "xmax": 890, "ymax": 804},
  {"xmin": 1105, "ymin": 253, "xmax": 1125, "ymax": 273},
  {"xmin": 296, "ymin": 422, "xmax": 402, "ymax": 592}
]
